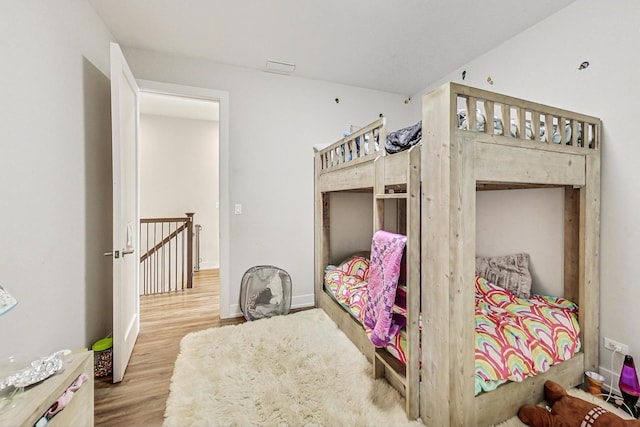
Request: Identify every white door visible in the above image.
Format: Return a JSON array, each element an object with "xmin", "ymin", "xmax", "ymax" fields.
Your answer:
[{"xmin": 109, "ymin": 42, "xmax": 140, "ymax": 383}]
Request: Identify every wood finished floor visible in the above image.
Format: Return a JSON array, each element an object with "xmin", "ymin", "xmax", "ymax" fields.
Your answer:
[{"xmin": 94, "ymin": 269, "xmax": 244, "ymax": 426}]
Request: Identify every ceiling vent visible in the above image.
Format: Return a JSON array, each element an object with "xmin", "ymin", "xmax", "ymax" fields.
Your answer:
[{"xmin": 264, "ymin": 60, "xmax": 296, "ymax": 75}]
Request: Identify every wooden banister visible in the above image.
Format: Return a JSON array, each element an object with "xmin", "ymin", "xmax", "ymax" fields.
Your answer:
[
  {"xmin": 139, "ymin": 221, "xmax": 189, "ymax": 263},
  {"xmin": 139, "ymin": 213, "xmax": 195, "ymax": 294},
  {"xmin": 186, "ymin": 213, "xmax": 194, "ymax": 289}
]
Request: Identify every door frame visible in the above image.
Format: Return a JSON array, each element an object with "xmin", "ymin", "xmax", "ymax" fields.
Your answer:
[{"xmin": 137, "ymin": 80, "xmax": 231, "ymax": 318}]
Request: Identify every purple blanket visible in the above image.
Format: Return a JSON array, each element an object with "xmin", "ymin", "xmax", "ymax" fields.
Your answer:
[{"xmin": 363, "ymin": 230, "xmax": 407, "ymax": 347}]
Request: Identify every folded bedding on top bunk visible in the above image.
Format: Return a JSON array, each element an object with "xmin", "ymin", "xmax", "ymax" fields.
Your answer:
[
  {"xmin": 385, "ymin": 121, "xmax": 422, "ymax": 154},
  {"xmin": 323, "ymin": 257, "xmax": 581, "ymax": 395},
  {"xmin": 457, "ymin": 108, "xmax": 590, "ymax": 146}
]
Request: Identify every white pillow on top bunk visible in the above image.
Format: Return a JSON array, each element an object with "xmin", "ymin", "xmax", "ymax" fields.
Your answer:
[{"xmin": 475, "ymin": 253, "xmax": 532, "ymax": 299}]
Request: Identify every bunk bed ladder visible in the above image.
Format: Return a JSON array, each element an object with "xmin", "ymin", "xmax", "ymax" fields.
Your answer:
[{"xmin": 372, "ymin": 146, "xmax": 420, "ymax": 420}]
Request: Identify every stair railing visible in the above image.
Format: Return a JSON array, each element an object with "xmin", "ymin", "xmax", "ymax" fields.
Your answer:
[
  {"xmin": 140, "ymin": 213, "xmax": 194, "ymax": 294},
  {"xmin": 194, "ymin": 224, "xmax": 202, "ymax": 272}
]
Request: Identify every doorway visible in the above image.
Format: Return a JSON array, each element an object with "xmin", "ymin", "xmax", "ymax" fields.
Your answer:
[{"xmin": 136, "ymin": 80, "xmax": 230, "ymax": 317}]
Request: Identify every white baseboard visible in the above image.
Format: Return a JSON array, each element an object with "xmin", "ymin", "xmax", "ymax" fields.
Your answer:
[
  {"xmin": 291, "ymin": 293, "xmax": 315, "ymax": 309},
  {"xmin": 225, "ymin": 303, "xmax": 243, "ymax": 319},
  {"xmin": 198, "ymin": 261, "xmax": 219, "ymax": 270}
]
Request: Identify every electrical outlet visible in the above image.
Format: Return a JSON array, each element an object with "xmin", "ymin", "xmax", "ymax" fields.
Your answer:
[{"xmin": 604, "ymin": 337, "xmax": 629, "ymax": 354}]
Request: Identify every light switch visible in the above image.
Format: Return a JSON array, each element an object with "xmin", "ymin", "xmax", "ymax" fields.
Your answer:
[{"xmin": 234, "ymin": 204, "xmax": 242, "ymax": 215}]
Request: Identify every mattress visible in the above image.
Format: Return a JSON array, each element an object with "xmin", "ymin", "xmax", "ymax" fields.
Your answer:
[{"xmin": 324, "ymin": 257, "xmax": 581, "ymax": 395}]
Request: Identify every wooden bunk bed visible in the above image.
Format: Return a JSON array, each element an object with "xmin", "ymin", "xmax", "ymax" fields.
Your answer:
[{"xmin": 314, "ymin": 82, "xmax": 601, "ymax": 426}]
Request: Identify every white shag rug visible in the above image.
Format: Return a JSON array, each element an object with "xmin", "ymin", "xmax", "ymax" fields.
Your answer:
[
  {"xmin": 164, "ymin": 308, "xmax": 636, "ymax": 426},
  {"xmin": 164, "ymin": 308, "xmax": 423, "ymax": 427}
]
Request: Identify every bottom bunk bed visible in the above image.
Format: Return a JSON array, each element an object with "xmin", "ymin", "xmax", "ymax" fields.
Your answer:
[{"xmin": 322, "ymin": 254, "xmax": 583, "ymax": 393}]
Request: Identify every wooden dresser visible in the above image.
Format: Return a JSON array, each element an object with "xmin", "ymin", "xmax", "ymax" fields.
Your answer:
[{"xmin": 1, "ymin": 350, "xmax": 94, "ymax": 426}]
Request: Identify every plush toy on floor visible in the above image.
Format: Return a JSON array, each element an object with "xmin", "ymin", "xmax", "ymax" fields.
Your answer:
[{"xmin": 518, "ymin": 380, "xmax": 640, "ymax": 426}]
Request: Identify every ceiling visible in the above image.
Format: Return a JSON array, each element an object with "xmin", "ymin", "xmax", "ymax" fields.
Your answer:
[
  {"xmin": 88, "ymin": 0, "xmax": 576, "ymax": 95},
  {"xmin": 140, "ymin": 92, "xmax": 219, "ymax": 121}
]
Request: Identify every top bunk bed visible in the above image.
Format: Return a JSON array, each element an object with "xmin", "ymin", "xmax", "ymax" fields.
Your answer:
[
  {"xmin": 314, "ymin": 82, "xmax": 601, "ymax": 426},
  {"xmin": 315, "ymin": 82, "xmax": 600, "ymax": 192}
]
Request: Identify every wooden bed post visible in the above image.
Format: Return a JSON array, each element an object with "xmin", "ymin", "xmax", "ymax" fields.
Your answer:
[
  {"xmin": 314, "ymin": 155, "xmax": 330, "ymax": 307},
  {"xmin": 373, "ymin": 156, "xmax": 385, "ymax": 231},
  {"xmin": 404, "ymin": 146, "xmax": 421, "ymax": 420},
  {"xmin": 449, "ymin": 135, "xmax": 477, "ymax": 427},
  {"xmin": 422, "ymin": 83, "xmax": 453, "ymax": 426},
  {"xmin": 423, "ymin": 82, "xmax": 477, "ymax": 426},
  {"xmin": 580, "ymin": 153, "xmax": 601, "ymax": 373},
  {"xmin": 564, "ymin": 186, "xmax": 580, "ymax": 304}
]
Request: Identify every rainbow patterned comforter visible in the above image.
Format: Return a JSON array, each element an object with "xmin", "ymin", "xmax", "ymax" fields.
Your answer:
[{"xmin": 324, "ymin": 257, "xmax": 581, "ymax": 395}]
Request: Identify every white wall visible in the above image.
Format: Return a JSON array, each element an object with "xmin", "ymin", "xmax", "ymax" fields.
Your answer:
[
  {"xmin": 140, "ymin": 114, "xmax": 220, "ymax": 269},
  {"xmin": 477, "ymin": 188, "xmax": 564, "ymax": 296},
  {"xmin": 328, "ymin": 193, "xmax": 400, "ymax": 266},
  {"xmin": 329, "ymin": 193, "xmax": 373, "ymax": 265},
  {"xmin": 0, "ymin": 2, "xmax": 115, "ymax": 359},
  {"xmin": 414, "ymin": 0, "xmax": 639, "ymax": 389},
  {"xmin": 122, "ymin": 47, "xmax": 417, "ymax": 314}
]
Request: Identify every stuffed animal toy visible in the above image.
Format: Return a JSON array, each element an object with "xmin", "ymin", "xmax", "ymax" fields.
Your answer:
[{"xmin": 518, "ymin": 380, "xmax": 640, "ymax": 426}]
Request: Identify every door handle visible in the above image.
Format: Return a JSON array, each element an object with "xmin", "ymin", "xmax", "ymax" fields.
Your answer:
[
  {"xmin": 104, "ymin": 249, "xmax": 133, "ymax": 258},
  {"xmin": 104, "ymin": 250, "xmax": 122, "ymax": 259}
]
